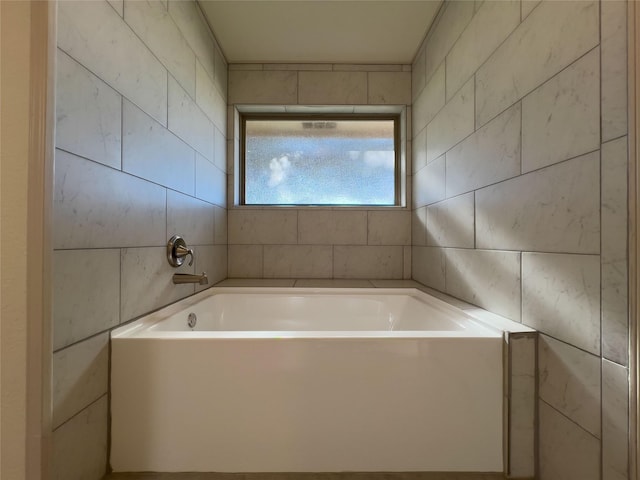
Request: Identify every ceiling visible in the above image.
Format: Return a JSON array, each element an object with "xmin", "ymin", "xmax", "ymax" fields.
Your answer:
[{"xmin": 198, "ymin": 1, "xmax": 443, "ymax": 65}]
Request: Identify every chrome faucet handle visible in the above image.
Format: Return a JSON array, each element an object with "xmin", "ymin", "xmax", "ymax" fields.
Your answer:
[{"xmin": 167, "ymin": 235, "xmax": 195, "ymax": 267}]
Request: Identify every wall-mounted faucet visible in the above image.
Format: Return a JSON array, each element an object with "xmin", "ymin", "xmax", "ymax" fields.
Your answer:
[{"xmin": 167, "ymin": 235, "xmax": 208, "ymax": 285}]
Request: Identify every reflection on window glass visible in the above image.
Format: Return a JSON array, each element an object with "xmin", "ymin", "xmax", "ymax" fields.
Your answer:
[{"xmin": 243, "ymin": 118, "xmax": 396, "ymax": 205}]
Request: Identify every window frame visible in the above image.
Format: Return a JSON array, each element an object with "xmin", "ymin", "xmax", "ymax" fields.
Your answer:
[{"xmin": 239, "ymin": 112, "xmax": 402, "ymax": 207}]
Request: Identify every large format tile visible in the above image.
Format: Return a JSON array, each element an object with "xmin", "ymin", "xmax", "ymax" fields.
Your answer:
[
  {"xmin": 445, "ymin": 0, "xmax": 520, "ymax": 101},
  {"xmin": 334, "ymin": 246, "xmax": 403, "ymax": 279},
  {"xmin": 264, "ymin": 245, "xmax": 333, "ymax": 278},
  {"xmin": 602, "ymin": 359, "xmax": 629, "ymax": 480},
  {"xmin": 412, "ymin": 207, "xmax": 427, "ymax": 246},
  {"xmin": 413, "ymin": 155, "xmax": 445, "ymax": 208},
  {"xmin": 538, "ymin": 401, "xmax": 600, "ymax": 480},
  {"xmin": 122, "ymin": 100, "xmax": 195, "ymax": 195},
  {"xmin": 445, "ymin": 248, "xmax": 521, "ymax": 321},
  {"xmin": 601, "ymin": 0, "xmax": 628, "ymax": 142},
  {"xmin": 228, "ymin": 209, "xmax": 297, "ymax": 245},
  {"xmin": 52, "ymin": 395, "xmax": 108, "ymax": 480},
  {"xmin": 213, "ymin": 45, "xmax": 227, "ymax": 100},
  {"xmin": 445, "ymin": 103, "xmax": 520, "ymax": 198},
  {"xmin": 228, "ymin": 70, "xmax": 297, "ymax": 104},
  {"xmin": 123, "ymin": 0, "xmax": 195, "ymax": 97},
  {"xmin": 426, "ymin": 193, "xmax": 474, "ymax": 248},
  {"xmin": 168, "ymin": 76, "xmax": 214, "ymax": 161},
  {"xmin": 475, "ymin": 151, "xmax": 600, "ymax": 254},
  {"xmin": 53, "ymin": 333, "xmax": 109, "ymax": 429},
  {"xmin": 522, "ymin": 48, "xmax": 599, "ymax": 173},
  {"xmin": 56, "ymin": 49, "xmax": 121, "ymax": 169},
  {"xmin": 53, "ymin": 249, "xmax": 120, "ymax": 351},
  {"xmin": 196, "ymin": 60, "xmax": 226, "ymax": 133},
  {"xmin": 426, "ymin": 78, "xmax": 474, "ymax": 164},
  {"xmin": 367, "ymin": 72, "xmax": 411, "ymax": 105},
  {"xmin": 167, "ymin": 0, "xmax": 216, "ymax": 82},
  {"xmin": 522, "ymin": 253, "xmax": 600, "ymax": 355},
  {"xmin": 411, "ymin": 42, "xmax": 426, "ymax": 101},
  {"xmin": 166, "ymin": 190, "xmax": 215, "ymax": 246},
  {"xmin": 412, "ymin": 62, "xmax": 445, "ymax": 138},
  {"xmin": 228, "ymin": 245, "xmax": 263, "ymax": 278},
  {"xmin": 538, "ymin": 335, "xmax": 601, "ymax": 437},
  {"xmin": 425, "ymin": 0, "xmax": 475, "ymax": 83},
  {"xmin": 602, "ymin": 137, "xmax": 629, "ymax": 365},
  {"xmin": 297, "ymin": 210, "xmax": 367, "ymax": 245},
  {"xmin": 368, "ymin": 211, "xmax": 411, "ymax": 246},
  {"xmin": 193, "ymin": 245, "xmax": 227, "ymax": 292},
  {"xmin": 214, "ymin": 127, "xmax": 226, "ymax": 172},
  {"xmin": 475, "ymin": 0, "xmax": 599, "ymax": 127},
  {"xmin": 195, "ymin": 154, "xmax": 226, "ymax": 207},
  {"xmin": 412, "ymin": 246, "xmax": 445, "ymax": 291},
  {"xmin": 54, "ymin": 150, "xmax": 166, "ymax": 249},
  {"xmin": 412, "ymin": 127, "xmax": 427, "ymax": 174},
  {"xmin": 298, "ymin": 71, "xmax": 367, "ymax": 105},
  {"xmin": 508, "ymin": 334, "xmax": 536, "ymax": 478},
  {"xmin": 58, "ymin": 0, "xmax": 167, "ymax": 125},
  {"xmin": 214, "ymin": 206, "xmax": 228, "ymax": 245},
  {"xmin": 120, "ymin": 247, "xmax": 195, "ymax": 322}
]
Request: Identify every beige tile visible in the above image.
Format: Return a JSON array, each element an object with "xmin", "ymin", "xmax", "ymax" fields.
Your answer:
[
  {"xmin": 334, "ymin": 246, "xmax": 403, "ymax": 279},
  {"xmin": 58, "ymin": 0, "xmax": 167, "ymax": 125},
  {"xmin": 508, "ymin": 335, "xmax": 536, "ymax": 478},
  {"xmin": 215, "ymin": 278, "xmax": 295, "ymax": 287},
  {"xmin": 445, "ymin": 103, "xmax": 521, "ymax": 198},
  {"xmin": 413, "ymin": 154, "xmax": 445, "ymax": 208},
  {"xmin": 228, "ymin": 209, "xmax": 297, "ymax": 244},
  {"xmin": 425, "ymin": 1, "xmax": 475, "ymax": 83},
  {"xmin": 168, "ymin": 76, "xmax": 214, "ymax": 161},
  {"xmin": 123, "ymin": 99, "xmax": 195, "ymax": 195},
  {"xmin": 523, "ymin": 253, "xmax": 600, "ymax": 355},
  {"xmin": 214, "ymin": 127, "xmax": 226, "ymax": 171},
  {"xmin": 426, "ymin": 193, "xmax": 474, "ymax": 248},
  {"xmin": 53, "ymin": 249, "xmax": 120, "ymax": 351},
  {"xmin": 334, "ymin": 64, "xmax": 403, "ymax": 72},
  {"xmin": 264, "ymin": 245, "xmax": 333, "ymax": 278},
  {"xmin": 56, "ymin": 49, "xmax": 121, "ymax": 169},
  {"xmin": 426, "ymin": 78, "xmax": 474, "ymax": 163},
  {"xmin": 228, "ymin": 70, "xmax": 297, "ymax": 104},
  {"xmin": 228, "ymin": 64, "xmax": 263, "ymax": 71},
  {"xmin": 214, "ymin": 206, "xmax": 228, "ymax": 245},
  {"xmin": 298, "ymin": 210, "xmax": 367, "ymax": 245},
  {"xmin": 521, "ymin": 0, "xmax": 541, "ymax": 20},
  {"xmin": 412, "ymin": 61, "xmax": 445, "ymax": 138},
  {"xmin": 522, "ymin": 48, "xmax": 600, "ymax": 173},
  {"xmin": 54, "ymin": 150, "xmax": 166, "ymax": 250},
  {"xmin": 445, "ymin": 248, "xmax": 521, "ymax": 322},
  {"xmin": 445, "ymin": 0, "xmax": 520, "ymax": 101},
  {"xmin": 214, "ymin": 45, "xmax": 228, "ymax": 100},
  {"xmin": 107, "ymin": 0, "xmax": 123, "ymax": 16},
  {"xmin": 475, "ymin": 152, "xmax": 600, "ymax": 254},
  {"xmin": 193, "ymin": 245, "xmax": 227, "ymax": 292},
  {"xmin": 123, "ymin": 0, "xmax": 195, "ymax": 97},
  {"xmin": 412, "ymin": 127, "xmax": 427, "ymax": 174},
  {"xmin": 367, "ymin": 210, "xmax": 411, "ymax": 246},
  {"xmin": 196, "ymin": 60, "xmax": 227, "ymax": 133},
  {"xmin": 538, "ymin": 335, "xmax": 601, "ymax": 437},
  {"xmin": 298, "ymin": 71, "xmax": 367, "ymax": 105},
  {"xmin": 475, "ymin": 0, "xmax": 599, "ymax": 127},
  {"xmin": 228, "ymin": 245, "xmax": 263, "ymax": 278},
  {"xmin": 403, "ymin": 246, "xmax": 411, "ymax": 279},
  {"xmin": 53, "ymin": 395, "xmax": 108, "ymax": 480},
  {"xmin": 367, "ymin": 72, "xmax": 411, "ymax": 105},
  {"xmin": 167, "ymin": 0, "xmax": 216, "ymax": 82},
  {"xmin": 601, "ymin": 0, "xmax": 628, "ymax": 142},
  {"xmin": 264, "ymin": 63, "xmax": 332, "ymax": 71},
  {"xmin": 167, "ymin": 190, "xmax": 215, "ymax": 246},
  {"xmin": 602, "ymin": 136, "xmax": 629, "ymax": 366},
  {"xmin": 411, "ymin": 42, "xmax": 426, "ymax": 102},
  {"xmin": 53, "ymin": 333, "xmax": 109, "ymax": 429},
  {"xmin": 602, "ymin": 359, "xmax": 629, "ymax": 480},
  {"xmin": 370, "ymin": 279, "xmax": 422, "ymax": 288},
  {"xmin": 412, "ymin": 246, "xmax": 445, "ymax": 291},
  {"xmin": 539, "ymin": 400, "xmax": 600, "ymax": 480},
  {"xmin": 120, "ymin": 247, "xmax": 195, "ymax": 322},
  {"xmin": 411, "ymin": 207, "xmax": 427, "ymax": 246},
  {"xmin": 195, "ymin": 153, "xmax": 226, "ymax": 207},
  {"xmin": 295, "ymin": 279, "xmax": 374, "ymax": 288}
]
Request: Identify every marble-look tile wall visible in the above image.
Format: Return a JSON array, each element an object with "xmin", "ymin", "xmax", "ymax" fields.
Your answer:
[
  {"xmin": 412, "ymin": 1, "xmax": 629, "ymax": 478},
  {"xmin": 227, "ymin": 64, "xmax": 412, "ymax": 279},
  {"xmin": 53, "ymin": 1, "xmax": 227, "ymax": 479}
]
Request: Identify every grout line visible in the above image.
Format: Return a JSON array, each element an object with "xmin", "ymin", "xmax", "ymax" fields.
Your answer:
[
  {"xmin": 539, "ymin": 398, "xmax": 601, "ymax": 441},
  {"xmin": 52, "ymin": 393, "xmax": 108, "ymax": 433}
]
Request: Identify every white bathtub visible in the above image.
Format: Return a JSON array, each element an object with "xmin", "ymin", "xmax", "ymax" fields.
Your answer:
[{"xmin": 111, "ymin": 287, "xmax": 504, "ymax": 473}]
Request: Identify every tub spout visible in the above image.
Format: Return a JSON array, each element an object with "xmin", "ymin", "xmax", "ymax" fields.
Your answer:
[{"xmin": 172, "ymin": 272, "xmax": 208, "ymax": 285}]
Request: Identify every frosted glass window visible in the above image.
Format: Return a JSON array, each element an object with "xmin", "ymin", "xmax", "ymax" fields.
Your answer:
[{"xmin": 242, "ymin": 117, "xmax": 398, "ymax": 205}]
